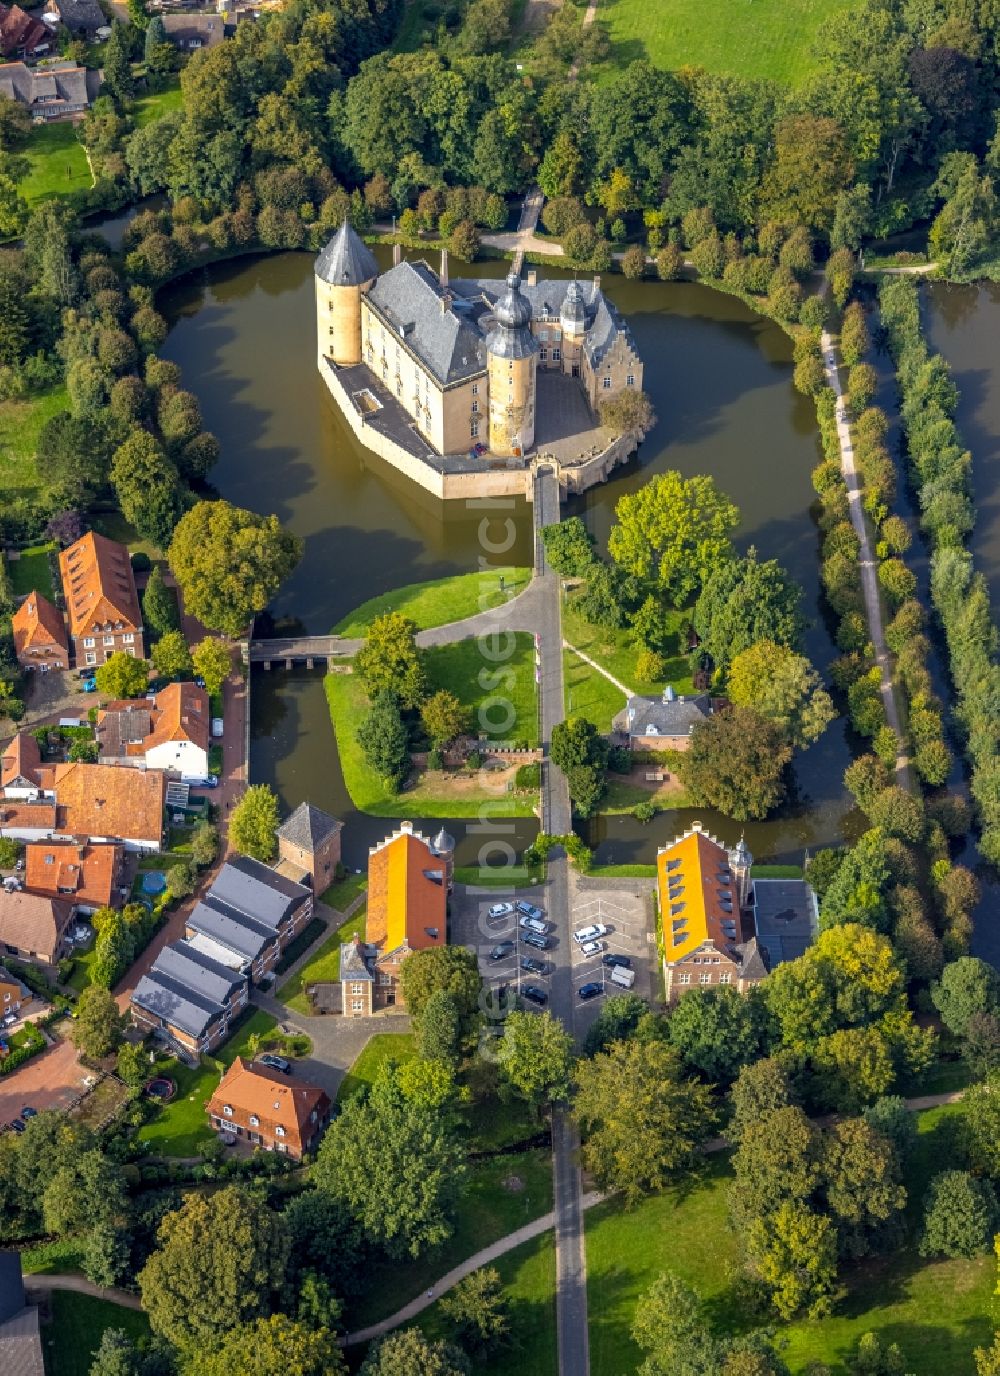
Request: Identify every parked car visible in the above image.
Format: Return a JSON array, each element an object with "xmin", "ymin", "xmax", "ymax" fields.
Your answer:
[
  {"xmin": 521, "ymin": 931, "xmax": 550, "ymax": 951},
  {"xmin": 515, "ymin": 900, "xmax": 545, "ymax": 922},
  {"xmin": 20, "ymin": 1106, "xmax": 37, "ymax": 1119},
  {"xmin": 489, "ymin": 942, "xmax": 515, "ymax": 961},
  {"xmin": 81, "ymin": 679, "xmax": 97, "ymax": 694},
  {"xmin": 211, "ymin": 718, "xmax": 224, "ymax": 738},
  {"xmin": 257, "ymin": 1054, "xmax": 291, "ymax": 1073},
  {"xmin": 488, "ymin": 902, "xmax": 514, "ymax": 920},
  {"xmin": 581, "ymin": 939, "xmax": 605, "ymax": 957},
  {"xmin": 521, "ymin": 984, "xmax": 548, "ymax": 1006},
  {"xmin": 199, "ymin": 776, "xmax": 220, "ymax": 789},
  {"xmin": 578, "ymin": 982, "xmax": 604, "ymax": 1001},
  {"xmin": 518, "ymin": 914, "xmax": 547, "ymax": 936},
  {"xmin": 601, "ymin": 953, "xmax": 632, "ymax": 969},
  {"xmin": 610, "ymin": 965, "xmax": 636, "ymax": 989},
  {"xmin": 10, "ymin": 1118, "xmax": 25, "ymax": 1133},
  {"xmin": 1, "ymin": 1013, "xmax": 16, "ymax": 1029},
  {"xmin": 573, "ymin": 923, "xmax": 609, "ymax": 945}
]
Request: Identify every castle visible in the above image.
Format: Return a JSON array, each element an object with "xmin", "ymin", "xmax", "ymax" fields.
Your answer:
[{"xmin": 314, "ymin": 221, "xmax": 646, "ymax": 498}]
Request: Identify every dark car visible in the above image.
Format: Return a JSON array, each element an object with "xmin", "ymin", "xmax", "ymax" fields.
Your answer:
[
  {"xmin": 601, "ymin": 953, "xmax": 632, "ymax": 969},
  {"xmin": 20, "ymin": 1106, "xmax": 37, "ymax": 1119},
  {"xmin": 10, "ymin": 1118, "xmax": 26, "ymax": 1133},
  {"xmin": 520, "ymin": 955, "xmax": 547, "ymax": 976},
  {"xmin": 257, "ymin": 1054, "xmax": 291, "ymax": 1073},
  {"xmin": 489, "ymin": 941, "xmax": 515, "ymax": 961},
  {"xmin": 578, "ymin": 982, "xmax": 604, "ymax": 1001},
  {"xmin": 522, "ymin": 931, "xmax": 550, "ymax": 951},
  {"xmin": 521, "ymin": 984, "xmax": 548, "ymax": 1006}
]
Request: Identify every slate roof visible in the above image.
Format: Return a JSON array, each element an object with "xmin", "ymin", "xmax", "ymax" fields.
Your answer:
[
  {"xmin": 0, "ymin": 1252, "xmax": 26, "ymax": 1327},
  {"xmin": 616, "ymin": 692, "xmax": 713, "ymax": 739},
  {"xmin": 51, "ymin": 0, "xmax": 105, "ymax": 32},
  {"xmin": 315, "ymin": 220, "xmax": 378, "ymax": 287},
  {"xmin": 153, "ymin": 938, "xmax": 247, "ymax": 1005},
  {"xmin": 132, "ymin": 968, "xmax": 228, "ymax": 1041},
  {"xmin": 0, "ymin": 1306, "xmax": 43, "ymax": 1376},
  {"xmin": 752, "ymin": 879, "xmax": 817, "ymax": 969},
  {"xmin": 210, "ymin": 855, "xmax": 311, "ymax": 927},
  {"xmin": 277, "ymin": 801, "xmax": 343, "ymax": 851},
  {"xmin": 366, "ymin": 259, "xmax": 488, "ymax": 386},
  {"xmin": 734, "ymin": 935, "xmax": 770, "ymax": 982},
  {"xmin": 339, "ymin": 935, "xmax": 373, "ymax": 981},
  {"xmin": 186, "ymin": 898, "xmax": 276, "ymax": 963}
]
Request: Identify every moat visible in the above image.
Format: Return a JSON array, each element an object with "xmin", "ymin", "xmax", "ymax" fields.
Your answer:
[{"xmin": 159, "ymin": 248, "xmax": 861, "ymax": 869}]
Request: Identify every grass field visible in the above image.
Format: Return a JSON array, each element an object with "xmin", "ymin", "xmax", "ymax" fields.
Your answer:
[
  {"xmin": 17, "ymin": 122, "xmax": 91, "ymax": 206},
  {"xmin": 562, "ymin": 594, "xmax": 692, "ymax": 702},
  {"xmin": 133, "ymin": 80, "xmax": 183, "ymax": 127},
  {"xmin": 564, "ymin": 646, "xmax": 627, "ymax": 732},
  {"xmin": 7, "ymin": 542, "xmax": 56, "ymax": 599},
  {"xmin": 0, "ymin": 385, "xmax": 68, "ymax": 497},
  {"xmin": 324, "ymin": 635, "xmax": 538, "ymax": 818},
  {"xmin": 585, "ymin": 1101, "xmax": 995, "ymax": 1376},
  {"xmin": 337, "ymin": 1031, "xmax": 417, "ymax": 1103},
  {"xmin": 319, "ymin": 872, "xmax": 369, "ymax": 912},
  {"xmin": 43, "ymin": 1292, "xmax": 150, "ymax": 1376},
  {"xmin": 278, "ymin": 908, "xmax": 368, "ymax": 1015},
  {"xmin": 595, "ymin": 0, "xmax": 859, "ymax": 86},
  {"xmin": 20, "ymin": 1236, "xmax": 86, "ymax": 1275},
  {"xmin": 334, "ymin": 567, "xmax": 532, "ymax": 637}
]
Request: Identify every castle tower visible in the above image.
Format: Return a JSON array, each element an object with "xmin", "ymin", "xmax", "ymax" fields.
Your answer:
[
  {"xmin": 729, "ymin": 834, "xmax": 753, "ymax": 911},
  {"xmin": 486, "ymin": 270, "xmax": 539, "ymax": 457},
  {"xmin": 315, "ymin": 220, "xmax": 379, "ymax": 367},
  {"xmin": 559, "ymin": 280, "xmax": 587, "ymax": 376},
  {"xmin": 430, "ymin": 825, "xmax": 456, "ymax": 892}
]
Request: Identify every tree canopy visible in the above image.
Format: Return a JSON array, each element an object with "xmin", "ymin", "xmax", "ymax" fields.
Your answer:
[{"xmin": 229, "ymin": 784, "xmax": 280, "ymax": 862}]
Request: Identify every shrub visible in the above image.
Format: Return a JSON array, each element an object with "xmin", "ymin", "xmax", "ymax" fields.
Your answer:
[
  {"xmin": 621, "ymin": 244, "xmax": 646, "ymax": 280},
  {"xmin": 920, "ymin": 1170, "xmax": 998, "ymax": 1258}
]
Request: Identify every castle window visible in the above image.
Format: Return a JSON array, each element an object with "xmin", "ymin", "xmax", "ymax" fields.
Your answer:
[
  {"xmin": 602, "ymin": 376, "xmax": 612, "ymax": 389},
  {"xmin": 627, "ymin": 374, "xmax": 635, "ymax": 387},
  {"xmin": 539, "ymin": 348, "xmax": 547, "ymax": 361},
  {"xmin": 700, "ymin": 973, "xmax": 711, "ymax": 984},
  {"xmin": 472, "ymin": 383, "xmax": 478, "ymax": 395},
  {"xmin": 471, "ymin": 421, "xmax": 479, "ymax": 438},
  {"xmin": 553, "ymin": 348, "xmax": 561, "ymax": 361},
  {"xmin": 678, "ymin": 973, "xmax": 690, "ymax": 985},
  {"xmin": 472, "ymin": 401, "xmax": 478, "ymax": 413},
  {"xmin": 720, "ymin": 972, "xmax": 732, "ymax": 984}
]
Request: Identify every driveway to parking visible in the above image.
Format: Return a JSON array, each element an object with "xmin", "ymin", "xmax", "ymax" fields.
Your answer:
[
  {"xmin": 0, "ymin": 1037, "xmax": 88, "ymax": 1124},
  {"xmin": 567, "ymin": 876, "xmax": 656, "ymax": 1034}
]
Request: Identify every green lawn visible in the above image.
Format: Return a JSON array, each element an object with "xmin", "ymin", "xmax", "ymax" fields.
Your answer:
[
  {"xmin": 319, "ymin": 872, "xmax": 369, "ymax": 913},
  {"xmin": 20, "ymin": 1236, "xmax": 86, "ymax": 1275},
  {"xmin": 7, "ymin": 542, "xmax": 56, "ymax": 599},
  {"xmin": 586, "ymin": 1102, "xmax": 995, "ymax": 1376},
  {"xmin": 324, "ymin": 636, "xmax": 538, "ymax": 818},
  {"xmin": 587, "ymin": 863, "xmax": 657, "ymax": 878},
  {"xmin": 136, "ymin": 1008, "xmax": 277, "ymax": 1158},
  {"xmin": 43, "ymin": 1292, "xmax": 150, "ymax": 1376},
  {"xmin": 346, "ymin": 1149, "xmax": 554, "ymax": 1329},
  {"xmin": 453, "ymin": 863, "xmax": 544, "ymax": 888},
  {"xmin": 564, "ymin": 646, "xmax": 627, "ymax": 732},
  {"xmin": 17, "ymin": 122, "xmax": 91, "ymax": 206},
  {"xmin": 334, "ymin": 567, "xmax": 532, "ymax": 637},
  {"xmin": 66, "ymin": 944, "xmax": 100, "ymax": 994},
  {"xmin": 594, "ymin": 0, "xmax": 859, "ymax": 86},
  {"xmin": 562, "ymin": 594, "xmax": 692, "ymax": 701},
  {"xmin": 278, "ymin": 908, "xmax": 368, "ymax": 1015},
  {"xmin": 424, "ymin": 635, "xmax": 538, "ymax": 746},
  {"xmin": 133, "ymin": 79, "xmax": 183, "ymax": 127},
  {"xmin": 337, "ymin": 1031, "xmax": 416, "ymax": 1103},
  {"xmin": 0, "ymin": 385, "xmax": 68, "ymax": 497}
]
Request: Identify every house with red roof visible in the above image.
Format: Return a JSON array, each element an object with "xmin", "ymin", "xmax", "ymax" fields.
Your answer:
[
  {"xmin": 12, "ymin": 592, "xmax": 69, "ymax": 673},
  {"xmin": 207, "ymin": 1057, "xmax": 331, "ymax": 1158}
]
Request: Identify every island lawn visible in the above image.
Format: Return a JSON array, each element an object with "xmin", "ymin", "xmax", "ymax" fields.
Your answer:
[
  {"xmin": 561, "ymin": 594, "xmax": 693, "ymax": 715},
  {"xmin": 334, "ymin": 567, "xmax": 532, "ymax": 637},
  {"xmin": 324, "ymin": 634, "xmax": 539, "ymax": 818}
]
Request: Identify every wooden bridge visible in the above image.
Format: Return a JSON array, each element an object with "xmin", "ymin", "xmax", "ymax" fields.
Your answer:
[{"xmin": 244, "ymin": 634, "xmax": 361, "ymax": 667}]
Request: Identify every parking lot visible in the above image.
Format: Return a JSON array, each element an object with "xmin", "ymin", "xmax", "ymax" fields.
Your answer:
[{"xmin": 567, "ymin": 879, "xmax": 655, "ymax": 1034}]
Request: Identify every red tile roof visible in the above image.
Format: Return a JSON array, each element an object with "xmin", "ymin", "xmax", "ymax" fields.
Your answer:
[
  {"xmin": 12, "ymin": 592, "xmax": 69, "ymax": 665},
  {"xmin": 207, "ymin": 1058, "xmax": 330, "ymax": 1157},
  {"xmin": 0, "ymin": 733, "xmax": 42, "ymax": 790},
  {"xmin": 0, "ymin": 3, "xmax": 51, "ymax": 58},
  {"xmin": 59, "ymin": 532, "xmax": 142, "ymax": 642},
  {"xmin": 24, "ymin": 841, "xmax": 122, "ymax": 909}
]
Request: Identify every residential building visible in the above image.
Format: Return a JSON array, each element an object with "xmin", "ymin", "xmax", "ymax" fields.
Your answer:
[
  {"xmin": 184, "ymin": 856, "xmax": 313, "ymax": 982},
  {"xmin": 0, "ymin": 965, "xmax": 32, "ymax": 1018},
  {"xmin": 0, "ymin": 1253, "xmax": 43, "ymax": 1376},
  {"xmin": 0, "ymin": 732, "xmax": 43, "ymax": 798},
  {"xmin": 276, "ymin": 801, "xmax": 342, "ymax": 888},
  {"xmin": 12, "ymin": 592, "xmax": 69, "ymax": 672},
  {"xmin": 161, "ymin": 11, "xmax": 224, "ymax": 46},
  {"xmin": 131, "ymin": 939, "xmax": 248, "ymax": 1054},
  {"xmin": 58, "ymin": 531, "xmax": 144, "ymax": 668},
  {"xmin": 24, "ymin": 841, "xmax": 125, "ymax": 913},
  {"xmin": 657, "ymin": 823, "xmax": 816, "ymax": 1003},
  {"xmin": 0, "ymin": 59, "xmax": 100, "ymax": 119},
  {"xmin": 97, "ymin": 682, "xmax": 210, "ymax": 779},
  {"xmin": 339, "ymin": 821, "xmax": 451, "ymax": 1017},
  {"xmin": 49, "ymin": 0, "xmax": 105, "ymax": 35},
  {"xmin": 0, "ymin": 889, "xmax": 74, "ymax": 968},
  {"xmin": 612, "ymin": 687, "xmax": 714, "ymax": 752},
  {"xmin": 0, "ymin": 4, "xmax": 53, "ymax": 61},
  {"xmin": 207, "ymin": 1057, "xmax": 331, "ymax": 1158}
]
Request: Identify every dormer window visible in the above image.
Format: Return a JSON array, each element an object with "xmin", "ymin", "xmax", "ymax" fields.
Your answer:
[
  {"xmin": 223, "ymin": 1105, "xmax": 233, "ymax": 1116},
  {"xmin": 249, "ymin": 1114, "xmax": 259, "ymax": 1127},
  {"xmin": 275, "ymin": 1125, "xmax": 286, "ymax": 1137}
]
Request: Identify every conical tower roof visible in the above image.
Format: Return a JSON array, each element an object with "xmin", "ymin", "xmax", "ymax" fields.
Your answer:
[
  {"xmin": 315, "ymin": 220, "xmax": 378, "ymax": 287},
  {"xmin": 560, "ymin": 279, "xmax": 586, "ymax": 329},
  {"xmin": 486, "ymin": 271, "xmax": 539, "ymax": 360},
  {"xmin": 432, "ymin": 826, "xmax": 455, "ymax": 855}
]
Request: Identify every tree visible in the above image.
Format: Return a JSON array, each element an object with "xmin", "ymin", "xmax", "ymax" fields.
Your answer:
[
  {"xmin": 138, "ymin": 1187, "xmax": 288, "ymax": 1350},
  {"xmin": 583, "ymin": 993, "xmax": 649, "ymax": 1056},
  {"xmin": 497, "ymin": 1009, "xmax": 573, "ymax": 1109},
  {"xmin": 357, "ymin": 693, "xmax": 410, "ymax": 790},
  {"xmin": 360, "ymin": 1329, "xmax": 467, "ymax": 1376},
  {"xmin": 191, "ymin": 637, "xmax": 232, "ymax": 696},
  {"xmin": 182, "ymin": 1315, "xmax": 347, "ymax": 1376},
  {"xmin": 762, "ymin": 115, "xmax": 853, "ymax": 231},
  {"xmin": 847, "ymin": 1331, "xmax": 909, "ymax": 1376},
  {"xmin": 631, "ymin": 1271, "xmax": 726, "ymax": 1376},
  {"xmin": 35, "ymin": 413, "xmax": 110, "ymax": 504},
  {"xmin": 43, "ymin": 1146, "xmax": 127, "ymax": 1236},
  {"xmin": 745, "ymin": 1200, "xmax": 838, "ymax": 1319},
  {"xmin": 621, "ymin": 244, "xmax": 647, "ymax": 280},
  {"xmin": 116, "ymin": 1040, "xmax": 149, "ymax": 1095},
  {"xmin": 667, "ymin": 986, "xmax": 774, "ymax": 1085},
  {"xmin": 931, "ymin": 958, "xmax": 1000, "ymax": 1038},
  {"xmin": 608, "ymin": 471, "xmax": 739, "ymax": 606},
  {"xmin": 439, "ymin": 1266, "xmax": 510, "ymax": 1360},
  {"xmin": 551, "ymin": 716, "xmax": 609, "ymax": 817},
  {"xmin": 143, "ymin": 564, "xmax": 179, "ymax": 637},
  {"xmin": 398, "ymin": 946, "xmax": 482, "ymax": 1041},
  {"xmin": 729, "ymin": 1058, "xmax": 794, "ymax": 1142},
  {"xmin": 94, "ymin": 652, "xmax": 150, "ymax": 700},
  {"xmin": 821, "ymin": 1117, "xmax": 906, "ymax": 1257},
  {"xmin": 448, "ymin": 219, "xmax": 480, "ymax": 261},
  {"xmin": 82, "ymin": 1222, "xmax": 130, "ymax": 1290},
  {"xmin": 190, "ymin": 819, "xmax": 219, "ymax": 868},
  {"xmin": 103, "ymin": 23, "xmax": 135, "ymax": 104},
  {"xmin": 229, "ymin": 785, "xmax": 280, "ymax": 862},
  {"xmin": 166, "ymin": 860, "xmax": 194, "ymax": 899},
  {"xmin": 110, "ymin": 432, "xmax": 185, "ymax": 549},
  {"xmin": 541, "ymin": 518, "xmax": 596, "ymax": 577},
  {"xmin": 416, "ymin": 990, "xmax": 462, "ymax": 1065},
  {"xmin": 143, "ymin": 15, "xmax": 174, "ymax": 76},
  {"xmin": 355, "ymin": 612, "xmax": 427, "ymax": 709},
  {"xmin": 929, "ymin": 152, "xmax": 996, "ymax": 278},
  {"xmin": 151, "ymin": 630, "xmax": 193, "ymax": 681},
  {"xmin": 91, "ymin": 909, "xmax": 136, "ymax": 988},
  {"xmin": 727, "ymin": 641, "xmax": 835, "ymax": 750},
  {"xmin": 88, "ymin": 1328, "xmax": 154, "ymax": 1376},
  {"xmin": 574, "ymin": 1039, "xmax": 716, "ymax": 1205},
  {"xmin": 0, "ymin": 94, "xmax": 31, "ymax": 152},
  {"xmin": 313, "ymin": 1065, "xmax": 465, "ymax": 1259},
  {"xmin": 694, "ymin": 549, "xmax": 803, "ymax": 674},
  {"xmin": 678, "ymin": 707, "xmax": 792, "ymax": 820},
  {"xmin": 168, "ymin": 501, "xmax": 302, "ymax": 638},
  {"xmin": 920, "ymin": 1170, "xmax": 998, "ymax": 1259},
  {"xmin": 420, "ymin": 690, "xmax": 468, "ymax": 748},
  {"xmin": 71, "ymin": 984, "xmax": 125, "ymax": 1058}
]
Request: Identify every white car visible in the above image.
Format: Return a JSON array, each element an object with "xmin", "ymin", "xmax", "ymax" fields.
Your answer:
[
  {"xmin": 488, "ymin": 902, "xmax": 514, "ymax": 920},
  {"xmin": 581, "ymin": 939, "xmax": 605, "ymax": 957},
  {"xmin": 573, "ymin": 923, "xmax": 609, "ymax": 945}
]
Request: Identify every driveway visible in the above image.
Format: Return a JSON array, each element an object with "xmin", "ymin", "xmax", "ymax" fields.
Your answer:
[{"xmin": 0, "ymin": 1036, "xmax": 88, "ymax": 1124}]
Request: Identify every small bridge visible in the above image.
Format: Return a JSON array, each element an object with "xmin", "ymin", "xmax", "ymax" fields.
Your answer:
[{"xmin": 245, "ymin": 635, "xmax": 361, "ymax": 668}]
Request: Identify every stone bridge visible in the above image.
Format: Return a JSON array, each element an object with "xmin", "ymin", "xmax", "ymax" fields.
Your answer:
[{"xmin": 244, "ymin": 635, "xmax": 361, "ymax": 668}]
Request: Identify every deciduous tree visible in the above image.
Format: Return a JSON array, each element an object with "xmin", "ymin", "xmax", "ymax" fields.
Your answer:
[
  {"xmin": 497, "ymin": 1009, "xmax": 573, "ymax": 1109},
  {"xmin": 360, "ymin": 1329, "xmax": 467, "ymax": 1376},
  {"xmin": 355, "ymin": 612, "xmax": 427, "ymax": 709},
  {"xmin": 420, "ymin": 690, "xmax": 468, "ymax": 748},
  {"xmin": 94, "ymin": 651, "xmax": 150, "ymax": 700},
  {"xmin": 182, "ymin": 1315, "xmax": 347, "ymax": 1376},
  {"xmin": 439, "ymin": 1266, "xmax": 511, "ymax": 1360},
  {"xmin": 229, "ymin": 784, "xmax": 280, "ymax": 862},
  {"xmin": 727, "ymin": 641, "xmax": 835, "ymax": 750},
  {"xmin": 678, "ymin": 707, "xmax": 792, "ymax": 820},
  {"xmin": 191, "ymin": 637, "xmax": 232, "ymax": 696},
  {"xmin": 694, "ymin": 549, "xmax": 803, "ymax": 674},
  {"xmin": 151, "ymin": 630, "xmax": 193, "ymax": 681}
]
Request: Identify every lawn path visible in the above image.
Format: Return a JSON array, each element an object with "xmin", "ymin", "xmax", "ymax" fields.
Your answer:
[
  {"xmin": 25, "ymin": 1275, "xmax": 142, "ymax": 1311},
  {"xmin": 563, "ymin": 641, "xmax": 633, "ymax": 699}
]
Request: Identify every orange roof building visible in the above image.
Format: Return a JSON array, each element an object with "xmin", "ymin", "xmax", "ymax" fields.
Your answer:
[
  {"xmin": 51, "ymin": 762, "xmax": 165, "ymax": 851},
  {"xmin": 97, "ymin": 682, "xmax": 210, "ymax": 779},
  {"xmin": 24, "ymin": 841, "xmax": 124, "ymax": 912},
  {"xmin": 0, "ymin": 889, "xmax": 74, "ymax": 966},
  {"xmin": 1, "ymin": 733, "xmax": 43, "ymax": 796},
  {"xmin": 206, "ymin": 1057, "xmax": 331, "ymax": 1158},
  {"xmin": 12, "ymin": 592, "xmax": 69, "ymax": 672},
  {"xmin": 58, "ymin": 532, "xmax": 143, "ymax": 668}
]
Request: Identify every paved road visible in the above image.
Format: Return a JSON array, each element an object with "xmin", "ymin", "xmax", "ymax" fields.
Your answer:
[{"xmin": 821, "ymin": 325, "xmax": 913, "ymax": 791}]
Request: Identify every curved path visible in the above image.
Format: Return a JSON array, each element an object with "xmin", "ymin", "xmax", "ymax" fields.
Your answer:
[{"xmin": 24, "ymin": 1274, "xmax": 142, "ymax": 1310}]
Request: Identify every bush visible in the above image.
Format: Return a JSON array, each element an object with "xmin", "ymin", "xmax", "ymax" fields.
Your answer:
[
  {"xmin": 515, "ymin": 762, "xmax": 540, "ymax": 790},
  {"xmin": 620, "ymin": 244, "xmax": 646, "ymax": 279},
  {"xmin": 427, "ymin": 747, "xmax": 444, "ymax": 771},
  {"xmin": 632, "ymin": 800, "xmax": 655, "ymax": 822},
  {"xmin": 920, "ymin": 1170, "xmax": 998, "ymax": 1258}
]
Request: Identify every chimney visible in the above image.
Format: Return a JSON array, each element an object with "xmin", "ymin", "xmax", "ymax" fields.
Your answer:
[
  {"xmin": 393, "ymin": 243, "xmax": 402, "ymax": 266},
  {"xmin": 440, "ymin": 291, "xmax": 452, "ymax": 314},
  {"xmin": 525, "ymin": 268, "xmax": 537, "ymax": 287},
  {"xmin": 439, "ymin": 247, "xmax": 449, "ymax": 287},
  {"xmin": 593, "ymin": 273, "xmax": 601, "ymax": 294}
]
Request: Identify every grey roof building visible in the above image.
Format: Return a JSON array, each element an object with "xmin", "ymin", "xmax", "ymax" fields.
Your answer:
[
  {"xmin": 131, "ymin": 939, "xmax": 247, "ymax": 1046},
  {"xmin": 161, "ymin": 13, "xmax": 224, "ymax": 48},
  {"xmin": 186, "ymin": 899, "xmax": 275, "ymax": 965},
  {"xmin": 366, "ymin": 259, "xmax": 488, "ymax": 385},
  {"xmin": 614, "ymin": 689, "xmax": 714, "ymax": 742},
  {"xmin": 316, "ymin": 219, "xmax": 378, "ymax": 288},
  {"xmin": 185, "ymin": 856, "xmax": 312, "ymax": 965},
  {"xmin": 752, "ymin": 879, "xmax": 819, "ymax": 969},
  {"xmin": 484, "ymin": 270, "xmax": 539, "ymax": 362},
  {"xmin": 0, "ymin": 1253, "xmax": 43, "ymax": 1376},
  {"xmin": 277, "ymin": 802, "xmax": 343, "ymax": 853},
  {"xmin": 50, "ymin": 0, "xmax": 104, "ymax": 34},
  {"xmin": 0, "ymin": 58, "xmax": 99, "ymax": 118}
]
